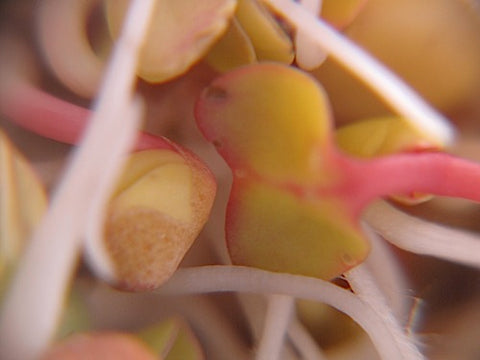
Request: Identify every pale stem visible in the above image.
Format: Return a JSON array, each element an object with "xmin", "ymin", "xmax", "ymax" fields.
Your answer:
[
  {"xmin": 364, "ymin": 200, "xmax": 480, "ymax": 269},
  {"xmin": 262, "ymin": 0, "xmax": 455, "ymax": 145},
  {"xmin": 0, "ymin": 0, "xmax": 156, "ymax": 359},
  {"xmin": 360, "ymin": 222, "xmax": 411, "ymax": 323},
  {"xmin": 344, "ymin": 264, "xmax": 424, "ymax": 360},
  {"xmin": 295, "ymin": 0, "xmax": 327, "ymax": 70},
  {"xmin": 256, "ymin": 294, "xmax": 295, "ymax": 360},
  {"xmin": 159, "ymin": 265, "xmax": 421, "ymax": 360},
  {"xmin": 37, "ymin": 0, "xmax": 104, "ymax": 98},
  {"xmin": 288, "ymin": 319, "xmax": 330, "ymax": 360}
]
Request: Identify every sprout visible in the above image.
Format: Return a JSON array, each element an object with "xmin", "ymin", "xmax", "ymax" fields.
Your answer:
[
  {"xmin": 194, "ymin": 63, "xmax": 480, "ymax": 279},
  {"xmin": 1, "ymin": 0, "xmax": 479, "ymax": 359}
]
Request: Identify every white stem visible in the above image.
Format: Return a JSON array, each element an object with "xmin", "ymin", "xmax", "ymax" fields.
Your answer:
[
  {"xmin": 159, "ymin": 265, "xmax": 421, "ymax": 360},
  {"xmin": 288, "ymin": 319, "xmax": 330, "ymax": 360},
  {"xmin": 295, "ymin": 0, "xmax": 327, "ymax": 70},
  {"xmin": 361, "ymin": 222, "xmax": 410, "ymax": 323},
  {"xmin": 364, "ymin": 200, "xmax": 480, "ymax": 269},
  {"xmin": 344, "ymin": 264, "xmax": 424, "ymax": 360},
  {"xmin": 0, "ymin": 1, "xmax": 156, "ymax": 359},
  {"xmin": 256, "ymin": 294, "xmax": 295, "ymax": 360},
  {"xmin": 262, "ymin": 0, "xmax": 455, "ymax": 146}
]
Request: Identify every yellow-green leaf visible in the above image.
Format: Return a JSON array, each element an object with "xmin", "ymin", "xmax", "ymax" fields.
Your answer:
[
  {"xmin": 196, "ymin": 63, "xmax": 334, "ymax": 185},
  {"xmin": 236, "ymin": 0, "xmax": 294, "ymax": 63},
  {"xmin": 335, "ymin": 116, "xmax": 439, "ymax": 158},
  {"xmin": 227, "ymin": 181, "xmax": 368, "ymax": 279},
  {"xmin": 105, "ymin": 0, "xmax": 237, "ymax": 82},
  {"xmin": 205, "ymin": 18, "xmax": 257, "ymax": 72},
  {"xmin": 336, "ymin": 116, "xmax": 438, "ymax": 204}
]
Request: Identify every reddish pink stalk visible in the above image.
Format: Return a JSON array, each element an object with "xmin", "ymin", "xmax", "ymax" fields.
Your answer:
[
  {"xmin": 332, "ymin": 151, "xmax": 480, "ymax": 217},
  {"xmin": 0, "ymin": 81, "xmax": 173, "ymax": 152}
]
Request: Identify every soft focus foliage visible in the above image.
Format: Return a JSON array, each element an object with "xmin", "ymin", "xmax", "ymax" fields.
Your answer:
[{"xmin": 105, "ymin": 0, "xmax": 237, "ymax": 82}]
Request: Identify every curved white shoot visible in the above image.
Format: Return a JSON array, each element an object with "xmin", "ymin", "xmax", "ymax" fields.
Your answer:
[
  {"xmin": 364, "ymin": 200, "xmax": 480, "ymax": 269},
  {"xmin": 294, "ymin": 0, "xmax": 327, "ymax": 70},
  {"xmin": 159, "ymin": 265, "xmax": 423, "ymax": 360},
  {"xmin": 262, "ymin": 0, "xmax": 455, "ymax": 146}
]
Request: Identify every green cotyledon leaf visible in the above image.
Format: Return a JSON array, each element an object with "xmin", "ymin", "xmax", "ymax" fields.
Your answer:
[
  {"xmin": 195, "ymin": 63, "xmax": 336, "ymax": 186},
  {"xmin": 227, "ymin": 180, "xmax": 368, "ymax": 279},
  {"xmin": 195, "ymin": 63, "xmax": 369, "ymax": 279}
]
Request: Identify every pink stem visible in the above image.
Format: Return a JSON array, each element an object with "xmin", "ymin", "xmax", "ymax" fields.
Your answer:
[
  {"xmin": 335, "ymin": 152, "xmax": 480, "ymax": 216},
  {"xmin": 0, "ymin": 81, "xmax": 173, "ymax": 151}
]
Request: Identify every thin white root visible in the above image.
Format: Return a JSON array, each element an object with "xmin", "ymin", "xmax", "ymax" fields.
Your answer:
[
  {"xmin": 345, "ymin": 264, "xmax": 424, "ymax": 360},
  {"xmin": 159, "ymin": 265, "xmax": 422, "ymax": 360},
  {"xmin": 256, "ymin": 294, "xmax": 295, "ymax": 360},
  {"xmin": 288, "ymin": 319, "xmax": 330, "ymax": 360},
  {"xmin": 364, "ymin": 200, "xmax": 480, "ymax": 269},
  {"xmin": 294, "ymin": 0, "xmax": 327, "ymax": 70},
  {"xmin": 361, "ymin": 222, "xmax": 411, "ymax": 323},
  {"xmin": 262, "ymin": 0, "xmax": 455, "ymax": 145}
]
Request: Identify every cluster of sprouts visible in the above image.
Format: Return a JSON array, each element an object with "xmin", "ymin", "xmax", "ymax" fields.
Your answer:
[{"xmin": 0, "ymin": 0, "xmax": 479, "ymax": 359}]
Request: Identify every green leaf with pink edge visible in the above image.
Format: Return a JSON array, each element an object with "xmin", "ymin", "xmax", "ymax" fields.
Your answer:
[
  {"xmin": 105, "ymin": 0, "xmax": 237, "ymax": 83},
  {"xmin": 139, "ymin": 317, "xmax": 204, "ymax": 360},
  {"xmin": 195, "ymin": 63, "xmax": 369, "ymax": 279},
  {"xmin": 227, "ymin": 180, "xmax": 367, "ymax": 279},
  {"xmin": 196, "ymin": 63, "xmax": 335, "ymax": 185}
]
